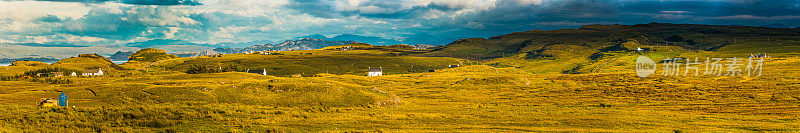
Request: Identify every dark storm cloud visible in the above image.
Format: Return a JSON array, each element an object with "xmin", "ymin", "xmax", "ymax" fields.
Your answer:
[
  {"xmin": 51, "ymin": 6, "xmax": 202, "ymax": 40},
  {"xmin": 36, "ymin": 15, "xmax": 63, "ymax": 23},
  {"xmin": 35, "ymin": 0, "xmax": 202, "ymax": 5},
  {"xmin": 4, "ymin": 0, "xmax": 800, "ymax": 46}
]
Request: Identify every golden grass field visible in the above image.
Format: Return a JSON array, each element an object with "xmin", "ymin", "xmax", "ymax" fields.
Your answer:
[{"xmin": 0, "ymin": 43, "xmax": 798, "ymax": 132}]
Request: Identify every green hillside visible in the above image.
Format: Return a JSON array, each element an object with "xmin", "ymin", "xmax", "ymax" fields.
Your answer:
[
  {"xmin": 129, "ymin": 48, "xmax": 178, "ymax": 62},
  {"xmin": 423, "ymin": 23, "xmax": 800, "ymax": 74},
  {"xmin": 152, "ymin": 47, "xmax": 462, "ymax": 77}
]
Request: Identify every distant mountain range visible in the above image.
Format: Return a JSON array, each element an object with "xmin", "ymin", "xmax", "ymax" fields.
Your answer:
[
  {"xmin": 296, "ymin": 34, "xmax": 402, "ymax": 46},
  {"xmin": 123, "ymin": 39, "xmax": 215, "ymax": 53},
  {"xmin": 760, "ymin": 23, "xmax": 790, "ymax": 28},
  {"xmin": 108, "ymin": 51, "xmax": 136, "ymax": 60},
  {"xmin": 213, "ymin": 38, "xmax": 357, "ymax": 53}
]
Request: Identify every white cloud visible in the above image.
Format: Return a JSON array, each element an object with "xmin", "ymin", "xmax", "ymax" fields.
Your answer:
[
  {"xmin": 706, "ymin": 15, "xmax": 800, "ymax": 20},
  {"xmin": 0, "ymin": 39, "xmax": 13, "ymax": 43},
  {"xmin": 660, "ymin": 11, "xmax": 693, "ymax": 14}
]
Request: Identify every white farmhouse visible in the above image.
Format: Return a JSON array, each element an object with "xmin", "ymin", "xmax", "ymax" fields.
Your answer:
[
  {"xmin": 82, "ymin": 68, "xmax": 103, "ymax": 76},
  {"xmin": 368, "ymin": 67, "xmax": 382, "ymax": 76},
  {"xmin": 246, "ymin": 69, "xmax": 268, "ymax": 76}
]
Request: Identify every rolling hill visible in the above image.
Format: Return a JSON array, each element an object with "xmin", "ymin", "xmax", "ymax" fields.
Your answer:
[
  {"xmin": 213, "ymin": 38, "xmax": 358, "ymax": 53},
  {"xmin": 0, "ymin": 23, "xmax": 799, "ymax": 132},
  {"xmin": 423, "ymin": 22, "xmax": 800, "ymax": 73}
]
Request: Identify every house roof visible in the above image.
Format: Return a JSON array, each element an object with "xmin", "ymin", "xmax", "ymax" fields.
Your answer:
[
  {"xmin": 369, "ymin": 67, "xmax": 382, "ymax": 72},
  {"xmin": 247, "ymin": 69, "xmax": 266, "ymax": 73},
  {"xmin": 83, "ymin": 69, "xmax": 101, "ymax": 73}
]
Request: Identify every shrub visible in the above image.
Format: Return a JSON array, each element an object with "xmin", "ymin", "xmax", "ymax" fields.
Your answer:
[
  {"xmin": 186, "ymin": 65, "xmax": 243, "ymax": 74},
  {"xmin": 22, "ymin": 67, "xmax": 81, "ymax": 77},
  {"xmin": 30, "ymin": 77, "xmax": 73, "ymax": 84}
]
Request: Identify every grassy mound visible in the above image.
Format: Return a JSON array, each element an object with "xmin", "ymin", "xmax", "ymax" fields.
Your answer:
[
  {"xmin": 129, "ymin": 48, "xmax": 178, "ymax": 62},
  {"xmin": 52, "ymin": 54, "xmax": 122, "ymax": 72},
  {"xmin": 10, "ymin": 61, "xmax": 49, "ymax": 67},
  {"xmin": 153, "ymin": 50, "xmax": 463, "ymax": 77}
]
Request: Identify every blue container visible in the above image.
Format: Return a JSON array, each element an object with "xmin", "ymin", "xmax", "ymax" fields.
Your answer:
[{"xmin": 58, "ymin": 93, "xmax": 67, "ymax": 106}]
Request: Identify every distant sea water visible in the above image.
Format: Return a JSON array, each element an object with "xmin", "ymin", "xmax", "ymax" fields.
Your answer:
[
  {"xmin": 0, "ymin": 61, "xmax": 57, "ymax": 66},
  {"xmin": 112, "ymin": 60, "xmax": 128, "ymax": 64},
  {"xmin": 0, "ymin": 60, "xmax": 127, "ymax": 66}
]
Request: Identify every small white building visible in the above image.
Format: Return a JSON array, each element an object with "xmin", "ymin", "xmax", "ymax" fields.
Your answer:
[
  {"xmin": 51, "ymin": 72, "xmax": 63, "ymax": 77},
  {"xmin": 368, "ymin": 67, "xmax": 382, "ymax": 76},
  {"xmin": 70, "ymin": 72, "xmax": 77, "ymax": 76},
  {"xmin": 82, "ymin": 68, "xmax": 103, "ymax": 76},
  {"xmin": 246, "ymin": 69, "xmax": 268, "ymax": 75}
]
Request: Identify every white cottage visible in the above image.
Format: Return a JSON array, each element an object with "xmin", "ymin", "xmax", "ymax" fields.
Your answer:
[
  {"xmin": 246, "ymin": 69, "xmax": 268, "ymax": 75},
  {"xmin": 368, "ymin": 67, "xmax": 382, "ymax": 76},
  {"xmin": 82, "ymin": 68, "xmax": 103, "ymax": 76}
]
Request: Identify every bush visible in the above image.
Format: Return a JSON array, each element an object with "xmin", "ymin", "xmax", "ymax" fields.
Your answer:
[
  {"xmin": 186, "ymin": 65, "xmax": 243, "ymax": 74},
  {"xmin": 30, "ymin": 77, "xmax": 73, "ymax": 84},
  {"xmin": 22, "ymin": 67, "xmax": 81, "ymax": 77}
]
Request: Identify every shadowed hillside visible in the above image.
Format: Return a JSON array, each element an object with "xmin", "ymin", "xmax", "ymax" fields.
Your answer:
[
  {"xmin": 423, "ymin": 23, "xmax": 800, "ymax": 74},
  {"xmin": 424, "ymin": 23, "xmax": 800, "ymax": 60},
  {"xmin": 128, "ymin": 48, "xmax": 178, "ymax": 62}
]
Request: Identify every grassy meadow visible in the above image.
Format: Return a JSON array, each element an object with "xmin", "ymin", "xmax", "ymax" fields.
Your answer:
[
  {"xmin": 1, "ymin": 24, "xmax": 800, "ymax": 132},
  {"xmin": 0, "ymin": 48, "xmax": 798, "ymax": 132}
]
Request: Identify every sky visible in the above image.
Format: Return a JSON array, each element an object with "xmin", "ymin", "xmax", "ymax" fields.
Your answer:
[{"xmin": 0, "ymin": 0, "xmax": 798, "ymax": 46}]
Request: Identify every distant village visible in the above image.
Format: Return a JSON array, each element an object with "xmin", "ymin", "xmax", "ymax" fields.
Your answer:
[
  {"xmin": 32, "ymin": 68, "xmax": 104, "ymax": 78},
  {"xmin": 171, "ymin": 42, "xmax": 434, "ymax": 58}
]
